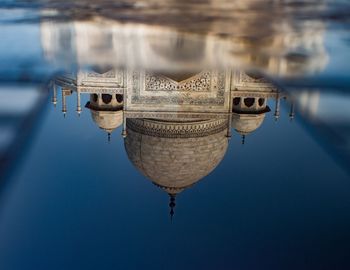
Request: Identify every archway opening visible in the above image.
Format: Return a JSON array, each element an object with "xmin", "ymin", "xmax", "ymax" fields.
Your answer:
[
  {"xmin": 233, "ymin": 97, "xmax": 240, "ymax": 106},
  {"xmin": 258, "ymin": 98, "xmax": 265, "ymax": 107},
  {"xmin": 102, "ymin": 94, "xmax": 112, "ymax": 104},
  {"xmin": 244, "ymin": 98, "xmax": 255, "ymax": 108},
  {"xmin": 116, "ymin": 94, "xmax": 123, "ymax": 103}
]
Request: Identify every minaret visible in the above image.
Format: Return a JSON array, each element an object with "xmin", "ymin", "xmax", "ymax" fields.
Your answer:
[
  {"xmin": 51, "ymin": 83, "xmax": 57, "ymax": 108},
  {"xmin": 76, "ymin": 90, "xmax": 82, "ymax": 116},
  {"xmin": 274, "ymin": 95, "xmax": 280, "ymax": 121},
  {"xmin": 226, "ymin": 92, "xmax": 232, "ymax": 139},
  {"xmin": 62, "ymin": 88, "xmax": 67, "ymax": 117},
  {"xmin": 122, "ymin": 114, "xmax": 127, "ymax": 138},
  {"xmin": 289, "ymin": 102, "xmax": 295, "ymax": 121},
  {"xmin": 169, "ymin": 194, "xmax": 176, "ymax": 222}
]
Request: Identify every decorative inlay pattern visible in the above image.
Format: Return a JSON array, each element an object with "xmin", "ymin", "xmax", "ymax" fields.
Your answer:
[
  {"xmin": 145, "ymin": 72, "xmax": 211, "ymax": 92},
  {"xmin": 79, "ymin": 88, "xmax": 124, "ymax": 94},
  {"xmin": 231, "ymin": 91, "xmax": 280, "ymax": 99},
  {"xmin": 87, "ymin": 70, "xmax": 116, "ymax": 78},
  {"xmin": 126, "ymin": 118, "xmax": 228, "ymax": 138},
  {"xmin": 240, "ymin": 72, "xmax": 270, "ymax": 84},
  {"xmin": 130, "ymin": 71, "xmax": 226, "ymax": 106}
]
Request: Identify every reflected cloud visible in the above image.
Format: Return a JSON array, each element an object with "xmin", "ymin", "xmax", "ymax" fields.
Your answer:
[{"xmin": 40, "ymin": 13, "xmax": 328, "ymax": 77}]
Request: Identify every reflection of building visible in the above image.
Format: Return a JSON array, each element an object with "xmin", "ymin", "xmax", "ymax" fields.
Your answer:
[
  {"xmin": 41, "ymin": 16, "xmax": 327, "ymax": 76},
  {"xmin": 52, "ymin": 70, "xmax": 291, "ymax": 218}
]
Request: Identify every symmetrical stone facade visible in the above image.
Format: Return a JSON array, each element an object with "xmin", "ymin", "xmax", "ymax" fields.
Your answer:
[
  {"xmin": 52, "ymin": 69, "xmax": 292, "ymax": 199},
  {"xmin": 127, "ymin": 70, "xmax": 229, "ymax": 112}
]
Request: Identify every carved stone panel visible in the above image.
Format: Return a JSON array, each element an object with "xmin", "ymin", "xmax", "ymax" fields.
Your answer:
[
  {"xmin": 126, "ymin": 70, "xmax": 230, "ymax": 112},
  {"xmin": 77, "ymin": 70, "xmax": 126, "ymax": 89},
  {"xmin": 231, "ymin": 71, "xmax": 277, "ymax": 92}
]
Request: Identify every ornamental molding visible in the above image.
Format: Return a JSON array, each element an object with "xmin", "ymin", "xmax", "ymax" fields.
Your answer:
[
  {"xmin": 77, "ymin": 87, "xmax": 124, "ymax": 94},
  {"xmin": 126, "ymin": 118, "xmax": 228, "ymax": 138},
  {"xmin": 125, "ymin": 111, "xmax": 229, "ymax": 119},
  {"xmin": 86, "ymin": 70, "xmax": 117, "ymax": 78}
]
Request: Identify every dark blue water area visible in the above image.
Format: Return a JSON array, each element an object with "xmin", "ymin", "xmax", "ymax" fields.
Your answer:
[{"xmin": 0, "ymin": 96, "xmax": 350, "ymax": 270}]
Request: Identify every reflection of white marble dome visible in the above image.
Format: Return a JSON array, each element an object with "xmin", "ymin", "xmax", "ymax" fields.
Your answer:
[
  {"xmin": 231, "ymin": 113, "xmax": 265, "ymax": 135},
  {"xmin": 91, "ymin": 110, "xmax": 123, "ymax": 133},
  {"xmin": 124, "ymin": 118, "xmax": 228, "ymax": 194}
]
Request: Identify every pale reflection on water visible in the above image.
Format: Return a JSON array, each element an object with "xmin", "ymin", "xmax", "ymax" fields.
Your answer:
[
  {"xmin": 40, "ymin": 18, "xmax": 328, "ymax": 76},
  {"xmin": 4, "ymin": 0, "xmax": 348, "ymax": 80}
]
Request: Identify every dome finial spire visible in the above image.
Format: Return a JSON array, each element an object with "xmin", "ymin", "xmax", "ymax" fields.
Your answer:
[
  {"xmin": 169, "ymin": 194, "xmax": 176, "ymax": 222},
  {"xmin": 108, "ymin": 132, "xmax": 111, "ymax": 143},
  {"xmin": 51, "ymin": 83, "xmax": 57, "ymax": 108},
  {"xmin": 241, "ymin": 135, "xmax": 245, "ymax": 145},
  {"xmin": 274, "ymin": 95, "xmax": 280, "ymax": 121},
  {"xmin": 76, "ymin": 91, "xmax": 82, "ymax": 116}
]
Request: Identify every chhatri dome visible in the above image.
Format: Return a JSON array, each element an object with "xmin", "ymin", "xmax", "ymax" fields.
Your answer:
[
  {"xmin": 231, "ymin": 96, "xmax": 271, "ymax": 142},
  {"xmin": 124, "ymin": 117, "xmax": 228, "ymax": 192},
  {"xmin": 90, "ymin": 110, "xmax": 123, "ymax": 134},
  {"xmin": 231, "ymin": 113, "xmax": 266, "ymax": 136},
  {"xmin": 85, "ymin": 93, "xmax": 124, "ymax": 138}
]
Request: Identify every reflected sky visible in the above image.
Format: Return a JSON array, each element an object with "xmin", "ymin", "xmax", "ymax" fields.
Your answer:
[
  {"xmin": 1, "ymin": 94, "xmax": 349, "ymax": 270},
  {"xmin": 0, "ymin": 70, "xmax": 350, "ymax": 269}
]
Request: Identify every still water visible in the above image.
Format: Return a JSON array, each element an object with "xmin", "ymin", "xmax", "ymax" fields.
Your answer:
[{"xmin": 1, "ymin": 1, "xmax": 350, "ymax": 270}]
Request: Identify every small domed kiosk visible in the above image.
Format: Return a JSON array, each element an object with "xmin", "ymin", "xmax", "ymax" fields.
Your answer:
[
  {"xmin": 231, "ymin": 96, "xmax": 271, "ymax": 143},
  {"xmin": 85, "ymin": 93, "xmax": 124, "ymax": 140}
]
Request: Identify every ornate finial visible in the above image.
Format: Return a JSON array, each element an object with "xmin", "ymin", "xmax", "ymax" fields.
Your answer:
[
  {"xmin": 169, "ymin": 194, "xmax": 176, "ymax": 222},
  {"xmin": 274, "ymin": 96, "xmax": 280, "ymax": 121},
  {"xmin": 63, "ymin": 112, "xmax": 66, "ymax": 118},
  {"xmin": 51, "ymin": 84, "xmax": 57, "ymax": 108},
  {"xmin": 241, "ymin": 135, "xmax": 245, "ymax": 145},
  {"xmin": 108, "ymin": 133, "xmax": 111, "ymax": 142}
]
